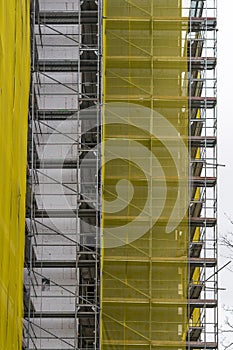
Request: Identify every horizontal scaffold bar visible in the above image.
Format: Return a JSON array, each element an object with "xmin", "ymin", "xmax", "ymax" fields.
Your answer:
[
  {"xmin": 104, "ymin": 176, "xmax": 216, "ymax": 187},
  {"xmin": 105, "ymin": 96, "xmax": 216, "ymax": 108},
  {"xmin": 105, "ymin": 56, "xmax": 216, "ymax": 70},
  {"xmin": 30, "ymin": 259, "xmax": 98, "ymax": 268},
  {"xmin": 29, "ymin": 257, "xmax": 216, "ymax": 268},
  {"xmin": 37, "ymin": 57, "xmax": 216, "ymax": 72},
  {"xmin": 100, "ymin": 340, "xmax": 217, "ymax": 349},
  {"xmin": 104, "ymin": 17, "xmax": 216, "ymax": 31},
  {"xmin": 38, "ymin": 59, "xmax": 98, "ymax": 72},
  {"xmin": 37, "ymin": 11, "xmax": 98, "ymax": 25},
  {"xmin": 26, "ymin": 343, "xmax": 217, "ymax": 350},
  {"xmin": 37, "ymin": 109, "xmax": 99, "ymax": 120},
  {"xmin": 24, "ymin": 311, "xmax": 95, "ymax": 318}
]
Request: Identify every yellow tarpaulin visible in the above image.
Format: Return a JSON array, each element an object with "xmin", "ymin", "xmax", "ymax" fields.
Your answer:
[
  {"xmin": 0, "ymin": 0, "xmax": 30, "ymax": 348},
  {"xmin": 102, "ymin": 1, "xmax": 190, "ymax": 349}
]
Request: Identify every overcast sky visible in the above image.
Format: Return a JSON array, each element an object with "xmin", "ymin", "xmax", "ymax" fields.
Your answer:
[{"xmin": 218, "ymin": 0, "xmax": 233, "ymax": 347}]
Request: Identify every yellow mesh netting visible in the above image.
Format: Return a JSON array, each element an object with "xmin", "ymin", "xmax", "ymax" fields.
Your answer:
[
  {"xmin": 0, "ymin": 0, "xmax": 30, "ymax": 348},
  {"xmin": 102, "ymin": 1, "xmax": 190, "ymax": 349}
]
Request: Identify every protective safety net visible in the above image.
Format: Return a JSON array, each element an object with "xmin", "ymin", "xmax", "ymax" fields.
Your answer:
[
  {"xmin": 0, "ymin": 0, "xmax": 30, "ymax": 349},
  {"xmin": 102, "ymin": 0, "xmax": 190, "ymax": 349}
]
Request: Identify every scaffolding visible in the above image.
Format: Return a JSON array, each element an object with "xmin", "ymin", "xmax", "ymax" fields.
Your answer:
[
  {"xmin": 24, "ymin": 0, "xmax": 101, "ymax": 349},
  {"xmin": 188, "ymin": 1, "xmax": 217, "ymax": 349},
  {"xmin": 24, "ymin": 0, "xmax": 217, "ymax": 350}
]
